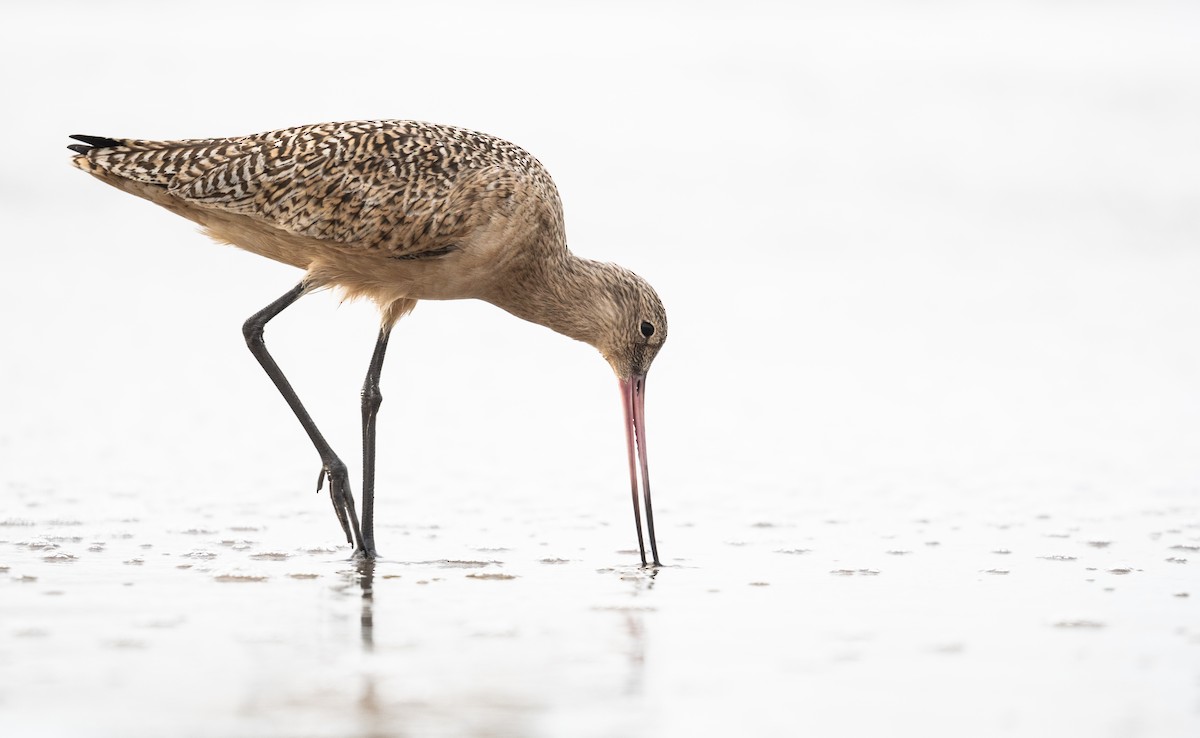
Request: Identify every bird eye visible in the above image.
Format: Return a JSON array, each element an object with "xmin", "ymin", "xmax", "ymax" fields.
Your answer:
[{"xmin": 640, "ymin": 321, "xmax": 654, "ymax": 337}]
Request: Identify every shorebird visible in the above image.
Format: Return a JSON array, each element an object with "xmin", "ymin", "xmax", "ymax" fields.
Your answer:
[{"xmin": 68, "ymin": 120, "xmax": 666, "ymax": 565}]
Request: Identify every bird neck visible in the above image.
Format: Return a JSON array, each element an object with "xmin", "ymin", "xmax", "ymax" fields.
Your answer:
[{"xmin": 487, "ymin": 253, "xmax": 616, "ymax": 349}]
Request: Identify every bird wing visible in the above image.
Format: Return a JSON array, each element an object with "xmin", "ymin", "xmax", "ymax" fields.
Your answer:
[{"xmin": 77, "ymin": 121, "xmax": 544, "ymax": 255}]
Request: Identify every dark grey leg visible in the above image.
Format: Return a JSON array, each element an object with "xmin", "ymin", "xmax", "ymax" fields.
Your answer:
[
  {"xmin": 360, "ymin": 325, "xmax": 393, "ymax": 557},
  {"xmin": 242, "ymin": 283, "xmax": 364, "ymax": 553}
]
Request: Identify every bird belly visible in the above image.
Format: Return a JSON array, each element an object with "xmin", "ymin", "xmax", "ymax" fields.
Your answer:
[
  {"xmin": 193, "ymin": 209, "xmax": 491, "ymax": 304},
  {"xmin": 307, "ymin": 237, "xmax": 514, "ymax": 305}
]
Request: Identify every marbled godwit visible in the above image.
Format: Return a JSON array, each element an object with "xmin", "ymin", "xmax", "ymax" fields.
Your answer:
[{"xmin": 68, "ymin": 121, "xmax": 667, "ymax": 565}]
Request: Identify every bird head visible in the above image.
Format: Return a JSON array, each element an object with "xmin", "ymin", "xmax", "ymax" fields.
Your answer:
[
  {"xmin": 589, "ymin": 264, "xmax": 667, "ymax": 567},
  {"xmin": 594, "ymin": 267, "xmax": 668, "ymax": 381},
  {"xmin": 488, "ymin": 256, "xmax": 668, "ymax": 565}
]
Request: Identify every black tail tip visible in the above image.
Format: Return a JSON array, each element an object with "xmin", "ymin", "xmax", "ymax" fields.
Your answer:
[{"xmin": 68, "ymin": 134, "xmax": 124, "ymax": 153}]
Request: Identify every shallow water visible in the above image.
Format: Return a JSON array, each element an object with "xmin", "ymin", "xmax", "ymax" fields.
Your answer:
[
  {"xmin": 4, "ymin": 0, "xmax": 1200, "ymax": 736},
  {"xmin": 2, "ymin": 478, "xmax": 1197, "ymax": 737}
]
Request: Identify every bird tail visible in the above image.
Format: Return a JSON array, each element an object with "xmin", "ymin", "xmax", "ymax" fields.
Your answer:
[
  {"xmin": 67, "ymin": 132, "xmax": 190, "ymax": 212},
  {"xmin": 67, "ymin": 134, "xmax": 125, "ymax": 155},
  {"xmin": 67, "ymin": 132, "xmax": 208, "ymax": 188},
  {"xmin": 67, "ymin": 134, "xmax": 133, "ymax": 180}
]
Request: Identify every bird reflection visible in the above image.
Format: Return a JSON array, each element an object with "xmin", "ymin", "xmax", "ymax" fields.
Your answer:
[
  {"xmin": 350, "ymin": 557, "xmax": 375, "ymax": 651},
  {"xmin": 623, "ymin": 614, "xmax": 645, "ymax": 695},
  {"xmin": 337, "ymin": 559, "xmax": 655, "ymax": 733},
  {"xmin": 621, "ymin": 566, "xmax": 657, "ymax": 695}
]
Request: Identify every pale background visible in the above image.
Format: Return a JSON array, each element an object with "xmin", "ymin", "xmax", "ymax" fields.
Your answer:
[{"xmin": 1, "ymin": 1, "xmax": 1198, "ymax": 737}]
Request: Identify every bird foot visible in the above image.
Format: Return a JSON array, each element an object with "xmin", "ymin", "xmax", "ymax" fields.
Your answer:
[
  {"xmin": 315, "ymin": 461, "xmax": 365, "ymax": 550},
  {"xmin": 351, "ymin": 547, "xmax": 378, "ymax": 562}
]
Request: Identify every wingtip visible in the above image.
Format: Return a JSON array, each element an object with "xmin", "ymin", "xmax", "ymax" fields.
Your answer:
[{"xmin": 69, "ymin": 134, "xmax": 124, "ymax": 149}]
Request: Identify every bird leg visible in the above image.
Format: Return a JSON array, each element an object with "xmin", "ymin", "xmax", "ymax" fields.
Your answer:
[
  {"xmin": 242, "ymin": 282, "xmax": 365, "ymax": 553},
  {"xmin": 359, "ymin": 325, "xmax": 393, "ymax": 557}
]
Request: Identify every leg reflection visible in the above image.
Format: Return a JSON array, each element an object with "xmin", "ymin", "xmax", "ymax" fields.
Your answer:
[{"xmin": 354, "ymin": 557, "xmax": 375, "ymax": 651}]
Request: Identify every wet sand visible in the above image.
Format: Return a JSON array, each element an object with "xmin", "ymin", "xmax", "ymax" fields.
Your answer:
[
  {"xmin": 2, "ymin": 478, "xmax": 1197, "ymax": 737},
  {"xmin": 4, "ymin": 1, "xmax": 1200, "ymax": 735}
]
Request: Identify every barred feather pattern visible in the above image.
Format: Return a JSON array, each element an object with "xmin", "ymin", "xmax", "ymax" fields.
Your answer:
[
  {"xmin": 70, "ymin": 120, "xmax": 666, "ymax": 378},
  {"xmin": 71, "ymin": 120, "xmax": 563, "ymax": 255}
]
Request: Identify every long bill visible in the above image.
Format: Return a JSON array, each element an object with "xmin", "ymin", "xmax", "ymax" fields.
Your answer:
[{"xmin": 620, "ymin": 373, "xmax": 660, "ymax": 567}]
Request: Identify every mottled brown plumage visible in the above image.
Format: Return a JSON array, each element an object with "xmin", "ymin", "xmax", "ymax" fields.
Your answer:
[
  {"xmin": 71, "ymin": 120, "xmax": 666, "ymax": 374},
  {"xmin": 69, "ymin": 120, "xmax": 666, "ymax": 564}
]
